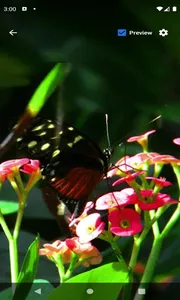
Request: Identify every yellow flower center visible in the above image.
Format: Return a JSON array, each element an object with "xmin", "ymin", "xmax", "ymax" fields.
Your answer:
[
  {"xmin": 107, "ymin": 199, "xmax": 115, "ymax": 205},
  {"xmin": 120, "ymin": 219, "xmax": 129, "ymax": 229},
  {"xmin": 87, "ymin": 225, "xmax": 95, "ymax": 233}
]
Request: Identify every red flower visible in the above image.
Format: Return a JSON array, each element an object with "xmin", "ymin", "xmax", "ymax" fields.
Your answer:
[
  {"xmin": 0, "ymin": 158, "xmax": 29, "ymax": 170},
  {"xmin": 146, "ymin": 177, "xmax": 172, "ymax": 188},
  {"xmin": 108, "ymin": 208, "xmax": 142, "ymax": 236},
  {"xmin": 0, "ymin": 169, "xmax": 12, "ymax": 182},
  {"xmin": 0, "ymin": 159, "xmax": 41, "ymax": 182},
  {"xmin": 0, "ymin": 158, "xmax": 30, "ymax": 182},
  {"xmin": 66, "ymin": 237, "xmax": 102, "ymax": 267},
  {"xmin": 113, "ymin": 171, "xmax": 145, "ymax": 186},
  {"xmin": 21, "ymin": 160, "xmax": 40, "ymax": 174},
  {"xmin": 135, "ymin": 190, "xmax": 177, "ymax": 210},
  {"xmin": 76, "ymin": 213, "xmax": 105, "ymax": 243},
  {"xmin": 65, "ymin": 237, "xmax": 92, "ymax": 254},
  {"xmin": 95, "ymin": 188, "xmax": 136, "ymax": 210}
]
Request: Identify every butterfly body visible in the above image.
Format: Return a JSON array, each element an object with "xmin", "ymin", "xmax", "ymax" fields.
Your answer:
[{"xmin": 17, "ymin": 118, "xmax": 110, "ymax": 216}]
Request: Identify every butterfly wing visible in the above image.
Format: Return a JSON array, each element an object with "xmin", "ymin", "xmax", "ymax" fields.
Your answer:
[{"xmin": 17, "ymin": 118, "xmax": 109, "ymax": 215}]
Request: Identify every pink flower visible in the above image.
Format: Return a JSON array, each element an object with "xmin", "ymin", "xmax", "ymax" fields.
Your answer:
[
  {"xmin": 0, "ymin": 158, "xmax": 41, "ymax": 182},
  {"xmin": 127, "ymin": 130, "xmax": 156, "ymax": 143},
  {"xmin": 106, "ymin": 152, "xmax": 159, "ymax": 176},
  {"xmin": 76, "ymin": 213, "xmax": 105, "ymax": 243},
  {"xmin": 127, "ymin": 130, "xmax": 156, "ymax": 149},
  {"xmin": 173, "ymin": 138, "xmax": 180, "ymax": 146},
  {"xmin": 135, "ymin": 190, "xmax": 178, "ymax": 210},
  {"xmin": 39, "ymin": 237, "xmax": 103, "ymax": 268},
  {"xmin": 95, "ymin": 188, "xmax": 136, "ymax": 210},
  {"xmin": 108, "ymin": 208, "xmax": 142, "ymax": 236},
  {"xmin": 0, "ymin": 158, "xmax": 29, "ymax": 170},
  {"xmin": 113, "ymin": 171, "xmax": 145, "ymax": 186},
  {"xmin": 21, "ymin": 160, "xmax": 40, "ymax": 174},
  {"xmin": 115, "ymin": 152, "xmax": 159, "ymax": 172},
  {"xmin": 65, "ymin": 237, "xmax": 102, "ymax": 267},
  {"xmin": 152, "ymin": 154, "xmax": 180, "ymax": 165},
  {"xmin": 146, "ymin": 177, "xmax": 172, "ymax": 188},
  {"xmin": 80, "ymin": 245, "xmax": 103, "ymax": 267},
  {"xmin": 69, "ymin": 201, "xmax": 94, "ymax": 227},
  {"xmin": 65, "ymin": 237, "xmax": 92, "ymax": 254},
  {"xmin": 106, "ymin": 156, "xmax": 131, "ymax": 176},
  {"xmin": 0, "ymin": 158, "xmax": 30, "ymax": 182},
  {"xmin": 39, "ymin": 239, "xmax": 72, "ymax": 263}
]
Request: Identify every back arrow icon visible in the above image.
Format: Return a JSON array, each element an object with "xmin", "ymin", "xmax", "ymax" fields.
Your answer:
[{"xmin": 9, "ymin": 29, "xmax": 17, "ymax": 36}]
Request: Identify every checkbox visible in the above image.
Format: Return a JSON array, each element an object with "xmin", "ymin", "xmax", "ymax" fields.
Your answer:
[{"xmin": 117, "ymin": 29, "xmax": 127, "ymax": 36}]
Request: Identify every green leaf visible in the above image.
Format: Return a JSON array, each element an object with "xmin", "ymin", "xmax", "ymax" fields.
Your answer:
[
  {"xmin": 0, "ymin": 280, "xmax": 54, "ymax": 300},
  {"xmin": 47, "ymin": 262, "xmax": 130, "ymax": 300},
  {"xmin": 0, "ymin": 201, "xmax": 19, "ymax": 215},
  {"xmin": 12, "ymin": 235, "xmax": 40, "ymax": 300},
  {"xmin": 27, "ymin": 63, "xmax": 71, "ymax": 116}
]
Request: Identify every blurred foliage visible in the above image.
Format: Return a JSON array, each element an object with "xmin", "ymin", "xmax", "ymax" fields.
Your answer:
[{"xmin": 0, "ymin": 1, "xmax": 180, "ymax": 295}]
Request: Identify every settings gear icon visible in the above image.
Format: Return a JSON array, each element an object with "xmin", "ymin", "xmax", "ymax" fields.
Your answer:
[{"xmin": 159, "ymin": 29, "xmax": 168, "ymax": 37}]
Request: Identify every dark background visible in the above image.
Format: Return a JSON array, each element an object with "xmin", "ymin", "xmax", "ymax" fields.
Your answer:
[{"xmin": 0, "ymin": 1, "xmax": 180, "ymax": 298}]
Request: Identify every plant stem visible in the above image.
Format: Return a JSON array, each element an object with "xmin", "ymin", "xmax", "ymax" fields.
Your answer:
[
  {"xmin": 64, "ymin": 253, "xmax": 78, "ymax": 281},
  {"xmin": 9, "ymin": 238, "xmax": 19, "ymax": 284},
  {"xmin": 109, "ymin": 239, "xmax": 127, "ymax": 268},
  {"xmin": 129, "ymin": 237, "xmax": 141, "ymax": 271},
  {"xmin": 0, "ymin": 211, "xmax": 18, "ymax": 286},
  {"xmin": 55, "ymin": 255, "xmax": 65, "ymax": 283},
  {"xmin": 134, "ymin": 236, "xmax": 162, "ymax": 300},
  {"xmin": 0, "ymin": 210, "xmax": 12, "ymax": 240},
  {"xmin": 160, "ymin": 204, "xmax": 180, "ymax": 239},
  {"xmin": 13, "ymin": 194, "xmax": 27, "ymax": 240},
  {"xmin": 149, "ymin": 211, "xmax": 160, "ymax": 238}
]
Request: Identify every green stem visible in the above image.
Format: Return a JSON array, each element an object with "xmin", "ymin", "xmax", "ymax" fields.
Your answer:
[
  {"xmin": 13, "ymin": 169, "xmax": 25, "ymax": 194},
  {"xmin": 55, "ymin": 255, "xmax": 65, "ymax": 283},
  {"xmin": 160, "ymin": 204, "xmax": 180, "ymax": 239},
  {"xmin": 64, "ymin": 253, "xmax": 78, "ymax": 281},
  {"xmin": 134, "ymin": 236, "xmax": 163, "ymax": 300},
  {"xmin": 9, "ymin": 238, "xmax": 19, "ymax": 284},
  {"xmin": 109, "ymin": 239, "xmax": 127, "ymax": 267},
  {"xmin": 0, "ymin": 211, "xmax": 18, "ymax": 286},
  {"xmin": 129, "ymin": 237, "xmax": 141, "ymax": 271},
  {"xmin": 13, "ymin": 194, "xmax": 27, "ymax": 240},
  {"xmin": 149, "ymin": 211, "xmax": 160, "ymax": 238},
  {"xmin": 0, "ymin": 210, "xmax": 13, "ymax": 240}
]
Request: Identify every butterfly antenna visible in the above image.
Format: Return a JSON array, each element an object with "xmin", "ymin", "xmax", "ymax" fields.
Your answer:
[{"xmin": 105, "ymin": 114, "xmax": 112, "ymax": 151}]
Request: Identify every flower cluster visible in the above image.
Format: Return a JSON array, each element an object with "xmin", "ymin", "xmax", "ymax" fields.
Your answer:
[
  {"xmin": 39, "ymin": 237, "xmax": 102, "ymax": 268},
  {"xmin": 39, "ymin": 130, "xmax": 180, "ymax": 279},
  {"xmin": 0, "ymin": 158, "xmax": 40, "ymax": 183}
]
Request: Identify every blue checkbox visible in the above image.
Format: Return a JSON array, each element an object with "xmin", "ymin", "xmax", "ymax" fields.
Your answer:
[{"xmin": 117, "ymin": 29, "xmax": 127, "ymax": 36}]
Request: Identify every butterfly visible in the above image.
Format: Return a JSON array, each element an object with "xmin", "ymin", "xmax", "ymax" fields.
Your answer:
[{"xmin": 16, "ymin": 117, "xmax": 112, "ymax": 233}]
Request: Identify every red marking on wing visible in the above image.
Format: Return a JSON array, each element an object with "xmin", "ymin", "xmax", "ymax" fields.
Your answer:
[{"xmin": 51, "ymin": 167, "xmax": 102, "ymax": 200}]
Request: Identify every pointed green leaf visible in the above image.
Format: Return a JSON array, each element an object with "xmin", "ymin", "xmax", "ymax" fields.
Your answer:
[
  {"xmin": 27, "ymin": 63, "xmax": 71, "ymax": 116},
  {"xmin": 12, "ymin": 235, "xmax": 40, "ymax": 300},
  {"xmin": 47, "ymin": 262, "xmax": 130, "ymax": 300}
]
